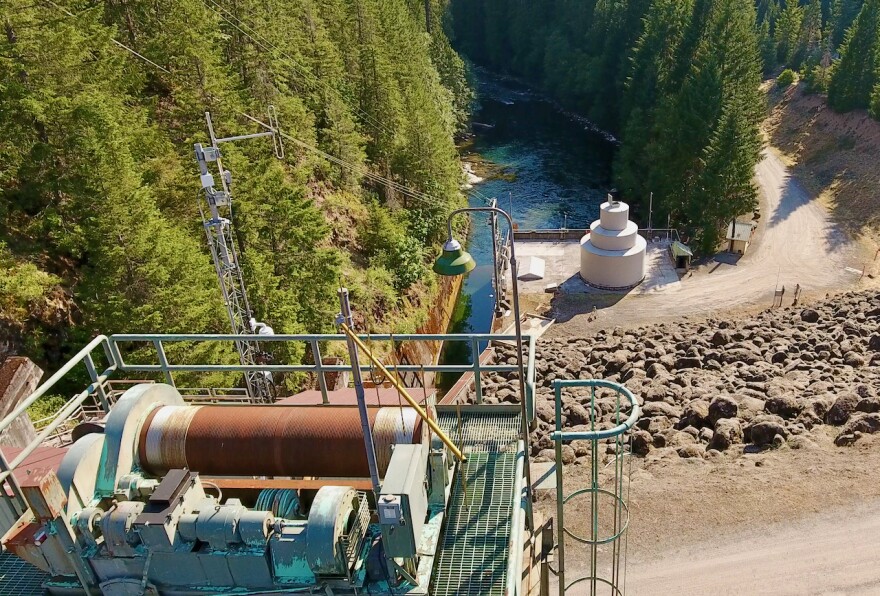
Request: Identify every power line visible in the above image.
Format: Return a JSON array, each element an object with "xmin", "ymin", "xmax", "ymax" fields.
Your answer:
[
  {"xmin": 39, "ymin": 0, "xmax": 459, "ymax": 213},
  {"xmin": 201, "ymin": 0, "xmax": 399, "ymax": 142},
  {"xmin": 42, "ymin": 0, "xmax": 172, "ymax": 74}
]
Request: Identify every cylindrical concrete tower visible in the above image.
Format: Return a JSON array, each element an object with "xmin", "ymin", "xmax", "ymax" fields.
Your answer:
[{"xmin": 580, "ymin": 199, "xmax": 646, "ymax": 289}]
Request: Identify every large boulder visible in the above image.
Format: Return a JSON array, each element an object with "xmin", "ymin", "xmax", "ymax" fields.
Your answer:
[
  {"xmin": 711, "ymin": 418, "xmax": 743, "ymax": 451},
  {"xmin": 676, "ymin": 444, "xmax": 706, "ymax": 459},
  {"xmin": 631, "ymin": 430, "xmax": 653, "ymax": 456},
  {"xmin": 604, "ymin": 350, "xmax": 632, "ymax": 374},
  {"xmin": 708, "ymin": 396, "xmax": 738, "ymax": 424},
  {"xmin": 566, "ymin": 403, "xmax": 591, "ymax": 426},
  {"xmin": 675, "ymin": 356, "xmax": 703, "ymax": 370},
  {"xmin": 680, "ymin": 400, "xmax": 711, "ymax": 429},
  {"xmin": 536, "ymin": 400, "xmax": 556, "ymax": 424},
  {"xmin": 641, "ymin": 402, "xmax": 681, "ymax": 419},
  {"xmin": 764, "ymin": 395, "xmax": 802, "ymax": 419},
  {"xmin": 838, "ymin": 413, "xmax": 880, "ymax": 437},
  {"xmin": 747, "ymin": 415, "xmax": 787, "ymax": 446},
  {"xmin": 711, "ymin": 330, "xmax": 731, "ymax": 347},
  {"xmin": 826, "ymin": 393, "xmax": 860, "ymax": 425},
  {"xmin": 844, "ymin": 352, "xmax": 867, "ymax": 368},
  {"xmin": 856, "ymin": 397, "xmax": 880, "ymax": 414},
  {"xmin": 800, "ymin": 309, "xmax": 820, "ymax": 323}
]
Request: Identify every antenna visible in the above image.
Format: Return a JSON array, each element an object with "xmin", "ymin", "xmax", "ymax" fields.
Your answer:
[{"xmin": 194, "ymin": 107, "xmax": 283, "ymax": 403}]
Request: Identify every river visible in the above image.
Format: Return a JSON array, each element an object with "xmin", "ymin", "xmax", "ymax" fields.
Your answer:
[{"xmin": 438, "ymin": 73, "xmax": 616, "ymax": 387}]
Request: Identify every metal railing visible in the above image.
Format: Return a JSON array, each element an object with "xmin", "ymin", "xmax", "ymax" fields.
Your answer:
[{"xmin": 0, "ymin": 332, "xmax": 536, "ymax": 524}]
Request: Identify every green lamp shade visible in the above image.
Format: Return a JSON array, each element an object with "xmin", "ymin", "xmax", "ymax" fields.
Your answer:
[{"xmin": 433, "ymin": 239, "xmax": 476, "ymax": 276}]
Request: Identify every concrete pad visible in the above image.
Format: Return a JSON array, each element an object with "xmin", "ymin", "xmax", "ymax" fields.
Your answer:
[
  {"xmin": 497, "ymin": 313, "xmax": 555, "ymax": 345},
  {"xmin": 508, "ymin": 239, "xmax": 681, "ymax": 296}
]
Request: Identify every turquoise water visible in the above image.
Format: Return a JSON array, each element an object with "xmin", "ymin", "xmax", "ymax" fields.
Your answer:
[{"xmin": 439, "ymin": 74, "xmax": 616, "ymax": 384}]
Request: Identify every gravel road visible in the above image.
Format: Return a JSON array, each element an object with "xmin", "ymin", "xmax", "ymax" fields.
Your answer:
[
  {"xmin": 648, "ymin": 148, "xmax": 862, "ymax": 309},
  {"xmin": 549, "ymin": 148, "xmax": 868, "ymax": 332},
  {"xmin": 625, "ymin": 498, "xmax": 880, "ymax": 595}
]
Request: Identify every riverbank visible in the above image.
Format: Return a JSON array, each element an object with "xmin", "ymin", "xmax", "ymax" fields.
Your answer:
[{"xmin": 440, "ymin": 71, "xmax": 615, "ymax": 354}]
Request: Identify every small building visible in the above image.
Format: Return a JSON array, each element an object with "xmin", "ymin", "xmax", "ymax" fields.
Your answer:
[
  {"xmin": 669, "ymin": 241, "xmax": 694, "ymax": 271},
  {"xmin": 727, "ymin": 221, "xmax": 756, "ymax": 255}
]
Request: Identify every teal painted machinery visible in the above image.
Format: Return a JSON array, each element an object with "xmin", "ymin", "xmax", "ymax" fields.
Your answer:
[{"xmin": 2, "ymin": 383, "xmax": 460, "ymax": 594}]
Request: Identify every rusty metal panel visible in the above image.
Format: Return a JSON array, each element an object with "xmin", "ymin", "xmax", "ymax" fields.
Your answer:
[
  {"xmin": 19, "ymin": 470, "xmax": 66, "ymax": 522},
  {"xmin": 2, "ymin": 517, "xmax": 50, "ymax": 573}
]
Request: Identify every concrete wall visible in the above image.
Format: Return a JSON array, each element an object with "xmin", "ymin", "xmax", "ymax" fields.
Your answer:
[{"xmin": 731, "ymin": 239, "xmax": 749, "ymax": 255}]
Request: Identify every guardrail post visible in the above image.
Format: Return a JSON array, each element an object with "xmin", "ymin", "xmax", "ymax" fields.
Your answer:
[
  {"xmin": 83, "ymin": 353, "xmax": 110, "ymax": 413},
  {"xmin": 311, "ymin": 340, "xmax": 329, "ymax": 404},
  {"xmin": 153, "ymin": 340, "xmax": 175, "ymax": 386}
]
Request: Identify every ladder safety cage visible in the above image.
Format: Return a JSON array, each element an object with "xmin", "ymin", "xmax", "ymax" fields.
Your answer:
[{"xmin": 550, "ymin": 379, "xmax": 641, "ymax": 596}]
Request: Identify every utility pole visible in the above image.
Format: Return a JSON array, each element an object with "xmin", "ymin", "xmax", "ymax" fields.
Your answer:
[
  {"xmin": 194, "ymin": 107, "xmax": 284, "ymax": 403},
  {"xmin": 647, "ymin": 192, "xmax": 653, "ymax": 235}
]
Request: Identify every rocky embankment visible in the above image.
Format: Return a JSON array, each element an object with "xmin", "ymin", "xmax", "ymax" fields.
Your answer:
[{"xmin": 471, "ymin": 291, "xmax": 880, "ymax": 462}]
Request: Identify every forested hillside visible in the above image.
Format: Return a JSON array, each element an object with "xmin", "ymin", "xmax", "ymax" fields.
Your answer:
[
  {"xmin": 755, "ymin": 1, "xmax": 875, "ymax": 108},
  {"xmin": 1, "ymin": 0, "xmax": 470, "ymax": 380},
  {"xmin": 450, "ymin": 0, "xmax": 766, "ymax": 253}
]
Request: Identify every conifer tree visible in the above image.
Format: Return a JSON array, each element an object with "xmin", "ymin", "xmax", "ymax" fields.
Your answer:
[{"xmin": 828, "ymin": 0, "xmax": 880, "ymax": 112}]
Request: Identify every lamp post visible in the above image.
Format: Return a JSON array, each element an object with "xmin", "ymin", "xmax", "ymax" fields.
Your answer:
[{"xmin": 433, "ymin": 207, "xmax": 534, "ymax": 528}]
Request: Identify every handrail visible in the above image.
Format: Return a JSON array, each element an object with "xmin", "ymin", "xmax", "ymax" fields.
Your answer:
[
  {"xmin": 550, "ymin": 380, "xmax": 640, "ymax": 441},
  {"xmin": 0, "ymin": 332, "xmax": 537, "ymax": 524},
  {"xmin": 0, "ymin": 335, "xmax": 114, "ymax": 433},
  {"xmin": 339, "ymin": 323, "xmax": 465, "ymax": 462}
]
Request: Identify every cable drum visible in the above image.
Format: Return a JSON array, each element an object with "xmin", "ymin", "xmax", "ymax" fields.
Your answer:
[
  {"xmin": 373, "ymin": 407, "xmax": 421, "ymax": 474},
  {"xmin": 138, "ymin": 405, "xmax": 421, "ymax": 478}
]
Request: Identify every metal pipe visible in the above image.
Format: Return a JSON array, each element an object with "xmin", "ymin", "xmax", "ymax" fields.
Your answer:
[
  {"xmin": 446, "ymin": 206, "xmax": 534, "ymax": 529},
  {"xmin": 111, "ymin": 332, "xmax": 523, "ymax": 341},
  {"xmin": 338, "ymin": 288, "xmax": 382, "ymax": 496},
  {"xmin": 506, "ymin": 440, "xmax": 526, "ymax": 596},
  {"xmin": 339, "ymin": 323, "xmax": 465, "ymax": 463},
  {"xmin": 310, "ymin": 339, "xmax": 330, "ymax": 404},
  {"xmin": 550, "ymin": 380, "xmax": 641, "ymax": 442},
  {"xmin": 138, "ymin": 405, "xmax": 419, "ymax": 478},
  {"xmin": 215, "ymin": 131, "xmax": 274, "ymax": 143}
]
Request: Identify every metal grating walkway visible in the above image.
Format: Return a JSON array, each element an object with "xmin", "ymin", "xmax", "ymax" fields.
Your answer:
[
  {"xmin": 431, "ymin": 452, "xmax": 516, "ymax": 596},
  {"xmin": 437, "ymin": 408, "xmax": 520, "ymax": 453},
  {"xmin": 0, "ymin": 551, "xmax": 46, "ymax": 595}
]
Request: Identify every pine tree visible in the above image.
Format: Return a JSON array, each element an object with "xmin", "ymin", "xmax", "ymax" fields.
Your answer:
[
  {"xmin": 828, "ymin": 0, "xmax": 880, "ymax": 112},
  {"xmin": 616, "ymin": 0, "xmax": 694, "ymax": 200},
  {"xmin": 831, "ymin": 0, "xmax": 866, "ymax": 47}
]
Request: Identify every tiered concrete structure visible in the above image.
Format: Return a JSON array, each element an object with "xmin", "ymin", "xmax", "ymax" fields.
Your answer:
[{"xmin": 580, "ymin": 198, "xmax": 647, "ymax": 289}]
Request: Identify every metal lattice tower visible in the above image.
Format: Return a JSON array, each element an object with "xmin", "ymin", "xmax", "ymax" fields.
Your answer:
[{"xmin": 194, "ymin": 108, "xmax": 283, "ymax": 403}]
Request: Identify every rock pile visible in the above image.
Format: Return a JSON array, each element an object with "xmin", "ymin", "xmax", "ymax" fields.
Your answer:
[{"xmin": 469, "ymin": 291, "xmax": 880, "ymax": 460}]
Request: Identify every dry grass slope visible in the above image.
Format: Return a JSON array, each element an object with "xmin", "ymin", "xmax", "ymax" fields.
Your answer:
[{"xmin": 764, "ymin": 81, "xmax": 880, "ymax": 250}]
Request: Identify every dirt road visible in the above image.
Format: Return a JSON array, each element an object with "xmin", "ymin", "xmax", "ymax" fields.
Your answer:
[
  {"xmin": 542, "ymin": 442, "xmax": 880, "ymax": 596},
  {"xmin": 625, "ymin": 500, "xmax": 880, "ymax": 596},
  {"xmin": 547, "ymin": 148, "xmax": 868, "ymax": 333},
  {"xmin": 682, "ymin": 148, "xmax": 858, "ymax": 307}
]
